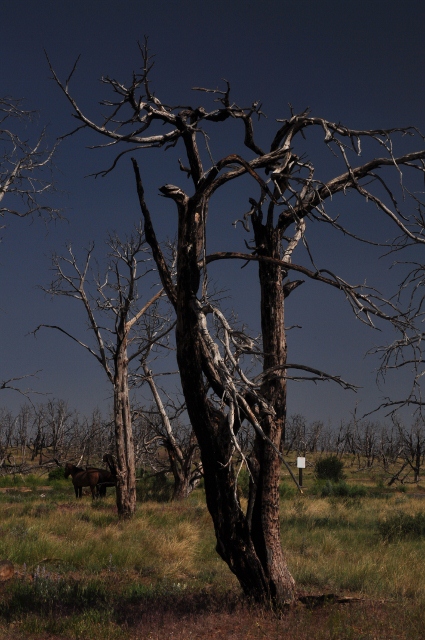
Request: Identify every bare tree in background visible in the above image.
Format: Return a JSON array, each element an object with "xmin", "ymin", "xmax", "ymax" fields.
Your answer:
[
  {"xmin": 48, "ymin": 42, "xmax": 425, "ymax": 605},
  {"xmin": 0, "ymin": 96, "xmax": 58, "ymax": 398},
  {"xmin": 0, "ymin": 400, "xmax": 76, "ymax": 474},
  {"xmin": 34, "ymin": 226, "xmax": 170, "ymax": 517},
  {"xmin": 136, "ymin": 368, "xmax": 203, "ymax": 500},
  {"xmin": 0, "ymin": 96, "xmax": 58, "ymax": 221},
  {"xmin": 392, "ymin": 415, "xmax": 425, "ymax": 483}
]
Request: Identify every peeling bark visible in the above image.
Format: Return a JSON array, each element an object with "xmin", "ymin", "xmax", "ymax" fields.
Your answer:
[{"xmin": 113, "ymin": 338, "xmax": 136, "ymax": 518}]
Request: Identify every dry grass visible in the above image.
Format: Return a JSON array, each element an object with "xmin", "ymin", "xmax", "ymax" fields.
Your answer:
[
  {"xmin": 0, "ymin": 462, "xmax": 425, "ymax": 638},
  {"xmin": 0, "ymin": 497, "xmax": 212, "ymax": 584},
  {"xmin": 280, "ymin": 494, "xmax": 425, "ymax": 603}
]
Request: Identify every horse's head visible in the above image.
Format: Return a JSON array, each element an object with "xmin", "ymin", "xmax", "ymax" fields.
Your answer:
[{"xmin": 64, "ymin": 462, "xmax": 73, "ymax": 479}]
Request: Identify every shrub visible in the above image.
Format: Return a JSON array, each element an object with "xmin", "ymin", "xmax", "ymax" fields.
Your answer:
[
  {"xmin": 314, "ymin": 455, "xmax": 345, "ymax": 482},
  {"xmin": 378, "ymin": 511, "xmax": 425, "ymax": 541},
  {"xmin": 317, "ymin": 480, "xmax": 367, "ymax": 498},
  {"xmin": 136, "ymin": 469, "xmax": 174, "ymax": 502},
  {"xmin": 48, "ymin": 467, "xmax": 64, "ymax": 481}
]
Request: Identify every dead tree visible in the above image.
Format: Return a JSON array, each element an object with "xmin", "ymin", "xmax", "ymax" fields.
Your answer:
[
  {"xmin": 136, "ymin": 367, "xmax": 202, "ymax": 500},
  {"xmin": 0, "ymin": 408, "xmax": 15, "ymax": 468},
  {"xmin": 284, "ymin": 414, "xmax": 307, "ymax": 455},
  {"xmin": 0, "ymin": 96, "xmax": 58, "ymax": 400},
  {"xmin": 392, "ymin": 416, "xmax": 425, "ymax": 483},
  {"xmin": 48, "ymin": 41, "xmax": 425, "ymax": 605},
  {"xmin": 34, "ymin": 227, "xmax": 169, "ymax": 518},
  {"xmin": 0, "ymin": 96, "xmax": 57, "ymax": 221}
]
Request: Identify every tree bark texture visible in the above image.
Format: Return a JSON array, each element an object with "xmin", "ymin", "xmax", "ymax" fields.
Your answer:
[
  {"xmin": 113, "ymin": 337, "xmax": 137, "ymax": 518},
  {"xmin": 132, "ymin": 156, "xmax": 296, "ymax": 604},
  {"xmin": 249, "ymin": 219, "xmax": 295, "ymax": 602},
  {"xmin": 172, "ymin": 194, "xmax": 295, "ymax": 603}
]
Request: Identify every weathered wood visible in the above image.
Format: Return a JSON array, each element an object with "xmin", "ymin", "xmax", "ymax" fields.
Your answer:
[{"xmin": 113, "ymin": 338, "xmax": 136, "ymax": 518}]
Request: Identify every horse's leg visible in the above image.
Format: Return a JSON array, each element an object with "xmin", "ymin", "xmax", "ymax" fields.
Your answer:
[
  {"xmin": 90, "ymin": 484, "xmax": 96, "ymax": 500},
  {"xmin": 74, "ymin": 483, "xmax": 79, "ymax": 499}
]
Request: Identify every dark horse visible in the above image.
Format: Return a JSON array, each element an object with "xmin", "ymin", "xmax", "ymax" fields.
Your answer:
[
  {"xmin": 91, "ymin": 466, "xmax": 116, "ymax": 497},
  {"xmin": 64, "ymin": 463, "xmax": 116, "ymax": 499}
]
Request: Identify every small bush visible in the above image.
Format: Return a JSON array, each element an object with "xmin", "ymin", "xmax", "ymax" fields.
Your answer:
[
  {"xmin": 48, "ymin": 467, "xmax": 64, "ymax": 481},
  {"xmin": 0, "ymin": 475, "xmax": 25, "ymax": 487},
  {"xmin": 314, "ymin": 455, "xmax": 345, "ymax": 482},
  {"xmin": 137, "ymin": 470, "xmax": 174, "ymax": 502},
  {"xmin": 378, "ymin": 511, "xmax": 425, "ymax": 541}
]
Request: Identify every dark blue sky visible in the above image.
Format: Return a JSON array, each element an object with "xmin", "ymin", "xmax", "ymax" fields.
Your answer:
[{"xmin": 1, "ymin": 0, "xmax": 425, "ymax": 425}]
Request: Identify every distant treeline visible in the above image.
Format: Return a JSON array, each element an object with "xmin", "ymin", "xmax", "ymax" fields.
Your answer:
[
  {"xmin": 0, "ymin": 401, "xmax": 424, "ymax": 485},
  {"xmin": 0, "ymin": 399, "xmax": 182, "ymax": 477}
]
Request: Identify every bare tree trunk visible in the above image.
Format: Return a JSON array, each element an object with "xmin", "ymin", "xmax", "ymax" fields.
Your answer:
[
  {"xmin": 248, "ymin": 222, "xmax": 295, "ymax": 603},
  {"xmin": 114, "ymin": 340, "xmax": 136, "ymax": 518},
  {"xmin": 166, "ymin": 433, "xmax": 200, "ymax": 501},
  {"xmin": 415, "ymin": 436, "xmax": 421, "ymax": 483},
  {"xmin": 169, "ymin": 459, "xmax": 193, "ymax": 501},
  {"xmin": 172, "ymin": 194, "xmax": 295, "ymax": 604},
  {"xmin": 143, "ymin": 363, "xmax": 201, "ymax": 501}
]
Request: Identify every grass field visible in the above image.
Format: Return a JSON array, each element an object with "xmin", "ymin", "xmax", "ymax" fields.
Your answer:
[{"xmin": 0, "ymin": 458, "xmax": 424, "ymax": 639}]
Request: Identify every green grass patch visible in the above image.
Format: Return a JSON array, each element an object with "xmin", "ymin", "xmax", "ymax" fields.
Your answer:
[
  {"xmin": 312, "ymin": 479, "xmax": 367, "ymax": 498},
  {"xmin": 378, "ymin": 511, "xmax": 425, "ymax": 541}
]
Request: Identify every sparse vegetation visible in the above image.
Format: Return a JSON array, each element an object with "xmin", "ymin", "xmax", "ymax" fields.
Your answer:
[
  {"xmin": 0, "ymin": 455, "xmax": 424, "ymax": 637},
  {"xmin": 313, "ymin": 480, "xmax": 367, "ymax": 498},
  {"xmin": 378, "ymin": 511, "xmax": 425, "ymax": 542}
]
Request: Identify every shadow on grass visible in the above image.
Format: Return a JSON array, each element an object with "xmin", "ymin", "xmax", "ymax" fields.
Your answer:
[
  {"xmin": 2, "ymin": 576, "xmax": 425, "ymax": 640},
  {"xmin": 0, "ymin": 573, "xmax": 243, "ymax": 627}
]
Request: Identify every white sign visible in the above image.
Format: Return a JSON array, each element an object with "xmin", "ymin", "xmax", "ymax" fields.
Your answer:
[{"xmin": 297, "ymin": 457, "xmax": 306, "ymax": 469}]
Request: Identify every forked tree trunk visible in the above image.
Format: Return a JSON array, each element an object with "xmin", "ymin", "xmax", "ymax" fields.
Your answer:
[
  {"xmin": 173, "ymin": 197, "xmax": 295, "ymax": 604},
  {"xmin": 166, "ymin": 438, "xmax": 200, "ymax": 501},
  {"xmin": 114, "ymin": 339, "xmax": 137, "ymax": 518},
  {"xmin": 133, "ymin": 160, "xmax": 296, "ymax": 605}
]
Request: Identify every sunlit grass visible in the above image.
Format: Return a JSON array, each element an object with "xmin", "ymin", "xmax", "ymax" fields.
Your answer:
[
  {"xmin": 1, "ymin": 459, "xmax": 425, "ymax": 637},
  {"xmin": 0, "ymin": 497, "xmax": 208, "ymax": 582},
  {"xmin": 281, "ymin": 494, "xmax": 425, "ymax": 601}
]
